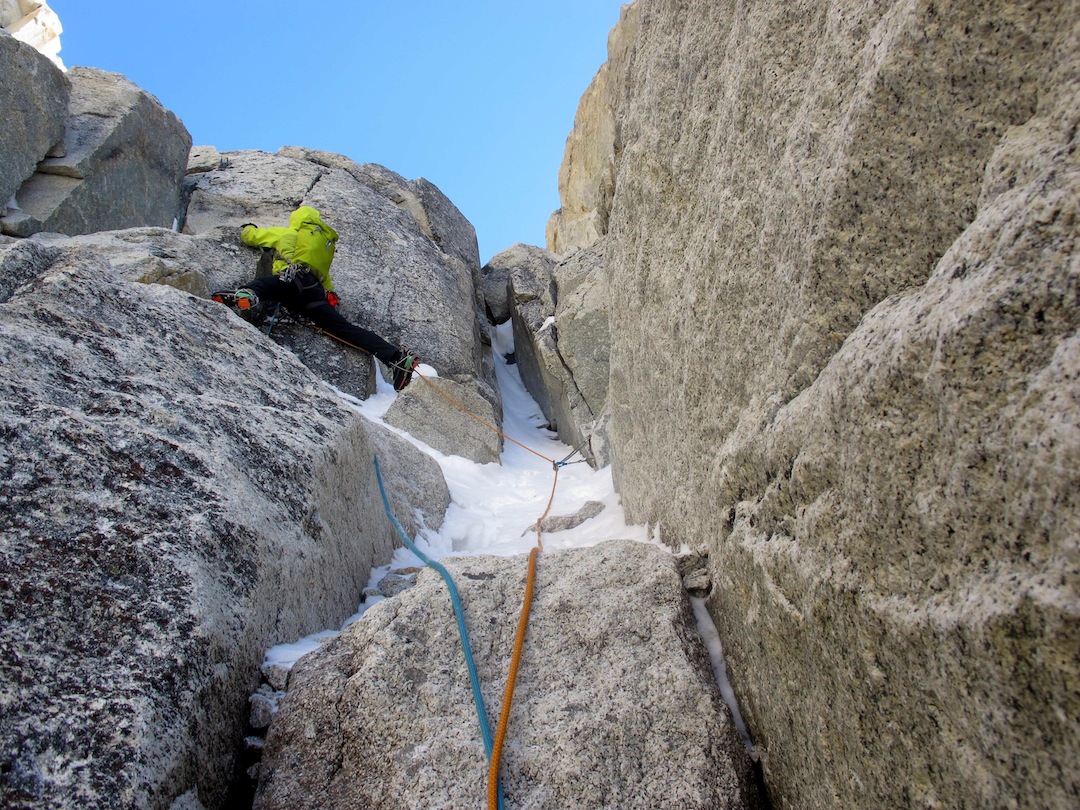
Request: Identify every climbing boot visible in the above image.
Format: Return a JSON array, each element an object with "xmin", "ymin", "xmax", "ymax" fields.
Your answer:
[
  {"xmin": 391, "ymin": 350, "xmax": 419, "ymax": 391},
  {"xmin": 211, "ymin": 288, "xmax": 262, "ymax": 323}
]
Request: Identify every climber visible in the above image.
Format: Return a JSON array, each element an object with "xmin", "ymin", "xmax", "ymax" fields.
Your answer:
[{"xmin": 217, "ymin": 205, "xmax": 418, "ymax": 391}]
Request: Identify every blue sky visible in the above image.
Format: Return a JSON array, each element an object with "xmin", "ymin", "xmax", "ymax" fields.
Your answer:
[{"xmin": 48, "ymin": 1, "xmax": 624, "ymax": 264}]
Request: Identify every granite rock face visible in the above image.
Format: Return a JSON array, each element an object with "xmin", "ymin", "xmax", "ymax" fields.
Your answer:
[
  {"xmin": 545, "ymin": 22, "xmax": 622, "ymax": 256},
  {"xmin": 549, "ymin": 243, "xmax": 612, "ymax": 461},
  {"xmin": 0, "ymin": 0, "xmax": 64, "ymax": 68},
  {"xmin": 0, "ymin": 242, "xmax": 448, "ymax": 808},
  {"xmin": 500, "ymin": 241, "xmax": 610, "ymax": 466},
  {"xmin": 253, "ymin": 540, "xmax": 762, "ymax": 810},
  {"xmin": 0, "ymin": 33, "xmax": 68, "ymax": 207},
  {"xmin": 533, "ymin": 1, "xmax": 1079, "ymax": 807},
  {"xmin": 184, "ymin": 148, "xmax": 498, "ymax": 411},
  {"xmin": 1, "ymin": 67, "xmax": 191, "ymax": 237}
]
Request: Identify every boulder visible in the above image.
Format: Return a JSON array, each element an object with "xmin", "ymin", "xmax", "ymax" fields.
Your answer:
[
  {"xmin": 15, "ymin": 225, "xmax": 252, "ymax": 299},
  {"xmin": 524, "ymin": 499, "xmax": 605, "ymax": 535},
  {"xmin": 0, "ymin": 243, "xmax": 446, "ymax": 808},
  {"xmin": 1, "ymin": 67, "xmax": 191, "ymax": 237},
  {"xmin": 253, "ymin": 540, "xmax": 762, "ymax": 810},
  {"xmin": 384, "ymin": 374, "xmax": 502, "ymax": 464},
  {"xmin": 480, "ymin": 242, "xmax": 560, "ymax": 323},
  {"xmin": 543, "ymin": 0, "xmax": 1079, "ymax": 807},
  {"xmin": 0, "ymin": 32, "xmax": 68, "ymax": 207},
  {"xmin": 186, "ymin": 145, "xmax": 223, "ymax": 175},
  {"xmin": 479, "ymin": 255, "xmax": 512, "ymax": 323}
]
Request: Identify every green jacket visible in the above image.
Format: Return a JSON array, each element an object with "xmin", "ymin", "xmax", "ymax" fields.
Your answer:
[{"xmin": 241, "ymin": 206, "xmax": 340, "ymax": 291}]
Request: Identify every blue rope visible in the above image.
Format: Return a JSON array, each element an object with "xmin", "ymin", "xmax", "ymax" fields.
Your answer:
[
  {"xmin": 263, "ymin": 301, "xmax": 282, "ymax": 335},
  {"xmin": 373, "ymin": 455, "xmax": 504, "ymax": 809}
]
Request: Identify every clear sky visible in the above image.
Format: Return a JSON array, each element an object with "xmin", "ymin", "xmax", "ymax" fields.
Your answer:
[{"xmin": 47, "ymin": 1, "xmax": 625, "ymax": 264}]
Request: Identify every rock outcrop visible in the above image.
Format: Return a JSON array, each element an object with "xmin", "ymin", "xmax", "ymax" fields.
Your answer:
[
  {"xmin": 1, "ymin": 67, "xmax": 191, "ymax": 238},
  {"xmin": 0, "ymin": 237, "xmax": 446, "ymax": 808},
  {"xmin": 253, "ymin": 540, "xmax": 762, "ymax": 810},
  {"xmin": 0, "ymin": 0, "xmax": 63, "ymax": 69},
  {"xmin": 544, "ymin": 22, "xmax": 620, "ymax": 256},
  {"xmin": 183, "ymin": 148, "xmax": 499, "ymax": 413},
  {"xmin": 0, "ymin": 32, "xmax": 68, "ymax": 208},
  {"xmin": 384, "ymin": 374, "xmax": 502, "ymax": 464},
  {"xmin": 522, "ymin": 1, "xmax": 1080, "ymax": 808}
]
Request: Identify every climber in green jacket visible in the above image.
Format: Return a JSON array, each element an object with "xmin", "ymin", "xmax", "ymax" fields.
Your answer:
[{"xmin": 220, "ymin": 205, "xmax": 418, "ymax": 391}]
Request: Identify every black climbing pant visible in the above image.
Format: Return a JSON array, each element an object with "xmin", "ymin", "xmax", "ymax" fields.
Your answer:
[{"xmin": 244, "ymin": 269, "xmax": 400, "ymax": 366}]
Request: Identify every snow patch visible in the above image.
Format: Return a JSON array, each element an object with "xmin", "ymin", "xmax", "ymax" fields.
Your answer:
[
  {"xmin": 691, "ymin": 596, "xmax": 754, "ymax": 752},
  {"xmin": 265, "ymin": 321, "xmax": 653, "ymax": 670}
]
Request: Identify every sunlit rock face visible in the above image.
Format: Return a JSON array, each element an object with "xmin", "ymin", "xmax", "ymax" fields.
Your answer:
[
  {"xmin": 0, "ymin": 0, "xmax": 64, "ymax": 69},
  {"xmin": 531, "ymin": 1, "xmax": 1079, "ymax": 807},
  {"xmin": 0, "ymin": 33, "xmax": 68, "ymax": 210},
  {"xmin": 1, "ymin": 67, "xmax": 191, "ymax": 239},
  {"xmin": 544, "ymin": 7, "xmax": 633, "ymax": 257}
]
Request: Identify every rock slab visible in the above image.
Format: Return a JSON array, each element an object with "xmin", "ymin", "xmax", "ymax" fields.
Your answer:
[
  {"xmin": 384, "ymin": 373, "xmax": 503, "ymax": 464},
  {"xmin": 253, "ymin": 540, "xmax": 762, "ymax": 810}
]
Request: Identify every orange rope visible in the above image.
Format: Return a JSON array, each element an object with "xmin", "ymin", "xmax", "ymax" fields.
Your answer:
[
  {"xmin": 486, "ymin": 466, "xmax": 559, "ymax": 809},
  {"xmin": 416, "ymin": 373, "xmax": 556, "ymax": 465},
  {"xmin": 487, "ymin": 546, "xmax": 538, "ymax": 807}
]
